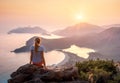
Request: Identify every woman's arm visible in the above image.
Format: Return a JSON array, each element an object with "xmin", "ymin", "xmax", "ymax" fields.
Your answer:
[
  {"xmin": 30, "ymin": 51, "xmax": 33, "ymax": 64},
  {"xmin": 41, "ymin": 51, "xmax": 46, "ymax": 67}
]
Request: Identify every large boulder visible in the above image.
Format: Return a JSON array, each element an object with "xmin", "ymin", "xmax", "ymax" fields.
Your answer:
[{"xmin": 8, "ymin": 64, "xmax": 88, "ymax": 83}]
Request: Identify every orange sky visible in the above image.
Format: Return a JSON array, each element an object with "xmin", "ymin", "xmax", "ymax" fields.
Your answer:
[{"xmin": 0, "ymin": 0, "xmax": 120, "ymax": 33}]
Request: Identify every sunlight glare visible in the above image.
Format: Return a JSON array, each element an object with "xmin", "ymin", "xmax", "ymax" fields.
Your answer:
[{"xmin": 76, "ymin": 15, "xmax": 83, "ymax": 20}]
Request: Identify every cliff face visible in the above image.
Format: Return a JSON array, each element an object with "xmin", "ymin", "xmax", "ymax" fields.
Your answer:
[{"xmin": 8, "ymin": 64, "xmax": 88, "ymax": 83}]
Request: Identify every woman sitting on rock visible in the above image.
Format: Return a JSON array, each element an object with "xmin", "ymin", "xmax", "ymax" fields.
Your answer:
[{"xmin": 30, "ymin": 37, "xmax": 46, "ymax": 68}]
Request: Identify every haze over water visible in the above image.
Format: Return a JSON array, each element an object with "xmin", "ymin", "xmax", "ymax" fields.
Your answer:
[
  {"xmin": 0, "ymin": 33, "xmax": 95, "ymax": 83},
  {"xmin": 0, "ymin": 34, "xmax": 64, "ymax": 83}
]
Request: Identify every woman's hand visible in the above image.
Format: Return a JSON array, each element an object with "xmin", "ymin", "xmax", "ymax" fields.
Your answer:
[
  {"xmin": 43, "ymin": 66, "xmax": 47, "ymax": 69},
  {"xmin": 30, "ymin": 51, "xmax": 33, "ymax": 64},
  {"xmin": 30, "ymin": 61, "xmax": 32, "ymax": 64}
]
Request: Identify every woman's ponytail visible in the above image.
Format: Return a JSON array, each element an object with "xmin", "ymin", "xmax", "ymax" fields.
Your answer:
[{"xmin": 34, "ymin": 37, "xmax": 41, "ymax": 52}]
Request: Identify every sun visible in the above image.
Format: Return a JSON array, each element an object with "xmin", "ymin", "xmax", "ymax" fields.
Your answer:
[
  {"xmin": 73, "ymin": 13, "xmax": 85, "ymax": 23},
  {"xmin": 75, "ymin": 15, "xmax": 83, "ymax": 20}
]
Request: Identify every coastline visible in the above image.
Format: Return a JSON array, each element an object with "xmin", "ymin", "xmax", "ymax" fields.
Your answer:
[
  {"xmin": 57, "ymin": 51, "xmax": 85, "ymax": 67},
  {"xmin": 57, "ymin": 53, "xmax": 70, "ymax": 66}
]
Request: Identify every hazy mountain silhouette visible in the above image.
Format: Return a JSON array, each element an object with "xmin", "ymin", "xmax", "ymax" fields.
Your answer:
[
  {"xmin": 53, "ymin": 22, "xmax": 103, "ymax": 37},
  {"xmin": 13, "ymin": 27, "xmax": 120, "ymax": 61},
  {"xmin": 90, "ymin": 27, "xmax": 120, "ymax": 60},
  {"xmin": 8, "ymin": 26, "xmax": 49, "ymax": 35},
  {"xmin": 103, "ymin": 24, "xmax": 120, "ymax": 29},
  {"xmin": 77, "ymin": 27, "xmax": 120, "ymax": 61}
]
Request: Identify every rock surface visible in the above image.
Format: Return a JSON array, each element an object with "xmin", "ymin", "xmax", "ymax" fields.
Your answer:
[{"xmin": 8, "ymin": 64, "xmax": 88, "ymax": 83}]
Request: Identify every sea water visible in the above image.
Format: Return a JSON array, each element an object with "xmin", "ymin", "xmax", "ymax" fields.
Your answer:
[
  {"xmin": 0, "ymin": 33, "xmax": 95, "ymax": 83},
  {"xmin": 0, "ymin": 33, "xmax": 64, "ymax": 83}
]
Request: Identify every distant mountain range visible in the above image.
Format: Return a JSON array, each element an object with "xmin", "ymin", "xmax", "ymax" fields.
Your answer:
[
  {"xmin": 103, "ymin": 24, "xmax": 120, "ymax": 29},
  {"xmin": 53, "ymin": 22, "xmax": 104, "ymax": 37},
  {"xmin": 8, "ymin": 26, "xmax": 49, "ymax": 35},
  {"xmin": 13, "ymin": 26, "xmax": 120, "ymax": 61}
]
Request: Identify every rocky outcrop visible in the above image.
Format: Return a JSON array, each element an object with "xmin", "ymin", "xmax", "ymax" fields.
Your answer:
[{"xmin": 8, "ymin": 64, "xmax": 88, "ymax": 83}]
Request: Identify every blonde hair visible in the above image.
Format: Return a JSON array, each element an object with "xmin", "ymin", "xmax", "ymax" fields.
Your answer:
[{"xmin": 34, "ymin": 37, "xmax": 41, "ymax": 52}]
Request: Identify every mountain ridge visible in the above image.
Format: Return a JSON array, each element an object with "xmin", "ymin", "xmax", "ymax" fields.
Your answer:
[
  {"xmin": 13, "ymin": 27, "xmax": 120, "ymax": 61},
  {"xmin": 53, "ymin": 22, "xmax": 103, "ymax": 37}
]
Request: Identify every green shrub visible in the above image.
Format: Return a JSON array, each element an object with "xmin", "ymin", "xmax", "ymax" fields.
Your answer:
[{"xmin": 76, "ymin": 59, "xmax": 117, "ymax": 82}]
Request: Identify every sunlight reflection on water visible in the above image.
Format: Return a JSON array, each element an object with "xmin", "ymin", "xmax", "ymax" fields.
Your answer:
[{"xmin": 63, "ymin": 45, "xmax": 95, "ymax": 58}]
